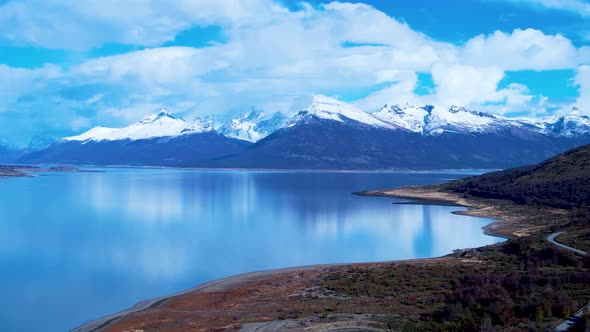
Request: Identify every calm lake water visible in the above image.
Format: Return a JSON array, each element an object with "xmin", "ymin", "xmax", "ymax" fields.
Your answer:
[{"xmin": 0, "ymin": 169, "xmax": 503, "ymax": 332}]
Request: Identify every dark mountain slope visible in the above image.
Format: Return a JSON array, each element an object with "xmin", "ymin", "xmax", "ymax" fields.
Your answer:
[
  {"xmin": 211, "ymin": 116, "xmax": 587, "ymax": 170},
  {"xmin": 0, "ymin": 144, "xmax": 24, "ymax": 163},
  {"xmin": 444, "ymin": 144, "xmax": 590, "ymax": 209},
  {"xmin": 19, "ymin": 132, "xmax": 252, "ymax": 166}
]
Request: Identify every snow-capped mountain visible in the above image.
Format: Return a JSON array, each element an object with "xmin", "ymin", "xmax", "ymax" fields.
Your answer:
[
  {"xmin": 218, "ymin": 110, "xmax": 288, "ymax": 142},
  {"xmin": 290, "ymin": 95, "xmax": 394, "ymax": 129},
  {"xmin": 373, "ymin": 104, "xmax": 533, "ymax": 135},
  {"xmin": 372, "ymin": 104, "xmax": 430, "ymax": 133},
  {"xmin": 64, "ymin": 109, "xmax": 213, "ymax": 143},
  {"xmin": 18, "ymin": 100, "xmax": 590, "ymax": 169},
  {"xmin": 213, "ymin": 99, "xmax": 590, "ymax": 169},
  {"xmin": 20, "ymin": 109, "xmax": 251, "ymax": 166},
  {"xmin": 538, "ymin": 108, "xmax": 590, "ymax": 137},
  {"xmin": 425, "ymin": 106, "xmax": 506, "ymax": 134}
]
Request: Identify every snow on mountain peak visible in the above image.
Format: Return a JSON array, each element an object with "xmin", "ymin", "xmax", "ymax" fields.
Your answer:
[
  {"xmin": 218, "ymin": 110, "xmax": 288, "ymax": 142},
  {"xmin": 64, "ymin": 110, "xmax": 213, "ymax": 143},
  {"xmin": 540, "ymin": 107, "xmax": 590, "ymax": 137},
  {"xmin": 63, "ymin": 102, "xmax": 590, "ymax": 145},
  {"xmin": 373, "ymin": 104, "xmax": 430, "ymax": 132},
  {"xmin": 571, "ymin": 107, "xmax": 582, "ymax": 116},
  {"xmin": 291, "ymin": 95, "xmax": 393, "ymax": 128},
  {"xmin": 372, "ymin": 104, "xmax": 507, "ymax": 134},
  {"xmin": 424, "ymin": 106, "xmax": 506, "ymax": 134},
  {"xmin": 139, "ymin": 108, "xmax": 179, "ymax": 124}
]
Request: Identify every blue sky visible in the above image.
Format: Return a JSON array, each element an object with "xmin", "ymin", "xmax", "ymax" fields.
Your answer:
[{"xmin": 0, "ymin": 0, "xmax": 589, "ymax": 147}]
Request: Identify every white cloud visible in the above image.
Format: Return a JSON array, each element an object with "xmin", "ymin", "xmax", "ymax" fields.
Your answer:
[
  {"xmin": 462, "ymin": 29, "xmax": 579, "ymax": 70},
  {"xmin": 499, "ymin": 0, "xmax": 590, "ymax": 17},
  {"xmin": 70, "ymin": 116, "xmax": 91, "ymax": 131},
  {"xmin": 354, "ymin": 71, "xmax": 420, "ymax": 111},
  {"xmin": 354, "ymin": 64, "xmax": 537, "ymax": 115},
  {"xmin": 0, "ymin": 1, "xmax": 588, "ymax": 145},
  {"xmin": 72, "ymin": 46, "xmax": 226, "ymax": 89},
  {"xmin": 575, "ymin": 65, "xmax": 590, "ymax": 112},
  {"xmin": 431, "ymin": 65, "xmax": 506, "ymax": 106},
  {"xmin": 0, "ymin": 0, "xmax": 280, "ymax": 49},
  {"xmin": 0, "ymin": 64, "xmax": 61, "ymax": 106}
]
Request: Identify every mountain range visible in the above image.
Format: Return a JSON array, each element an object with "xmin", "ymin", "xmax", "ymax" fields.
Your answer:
[
  {"xmin": 19, "ymin": 111, "xmax": 251, "ymax": 166},
  {"xmin": 12, "ymin": 96, "xmax": 590, "ymax": 169}
]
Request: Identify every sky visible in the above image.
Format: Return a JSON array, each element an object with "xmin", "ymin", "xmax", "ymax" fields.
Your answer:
[{"xmin": 0, "ymin": 0, "xmax": 589, "ymax": 147}]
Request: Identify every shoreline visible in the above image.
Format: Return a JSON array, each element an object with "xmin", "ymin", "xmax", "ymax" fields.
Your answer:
[
  {"xmin": 357, "ymin": 186, "xmax": 526, "ymax": 240},
  {"xmin": 8, "ymin": 162, "xmax": 497, "ymax": 174},
  {"xmin": 74, "ymin": 185, "xmax": 513, "ymax": 332},
  {"xmin": 73, "ymin": 263, "xmax": 350, "ymax": 332},
  {"xmin": 0, "ymin": 165, "xmax": 101, "ymax": 178},
  {"xmin": 74, "ymin": 257, "xmax": 454, "ymax": 332}
]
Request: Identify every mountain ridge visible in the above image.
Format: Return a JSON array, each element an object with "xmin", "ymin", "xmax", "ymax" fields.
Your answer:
[
  {"xmin": 10, "ymin": 98, "xmax": 590, "ymax": 169},
  {"xmin": 64, "ymin": 109, "xmax": 214, "ymax": 143}
]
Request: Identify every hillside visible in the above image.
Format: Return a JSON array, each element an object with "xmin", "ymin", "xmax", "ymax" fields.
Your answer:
[{"xmin": 444, "ymin": 144, "xmax": 590, "ymax": 209}]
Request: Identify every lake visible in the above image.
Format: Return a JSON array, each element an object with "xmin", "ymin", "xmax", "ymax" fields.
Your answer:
[{"xmin": 0, "ymin": 169, "xmax": 503, "ymax": 332}]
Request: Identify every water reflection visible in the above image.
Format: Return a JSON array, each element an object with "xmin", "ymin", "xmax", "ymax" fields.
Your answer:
[{"xmin": 0, "ymin": 169, "xmax": 502, "ymax": 332}]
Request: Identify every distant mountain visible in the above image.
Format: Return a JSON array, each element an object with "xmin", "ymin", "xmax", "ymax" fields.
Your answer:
[
  {"xmin": 20, "ymin": 110, "xmax": 252, "ymax": 166},
  {"xmin": 444, "ymin": 144, "xmax": 590, "ymax": 209},
  {"xmin": 291, "ymin": 95, "xmax": 395, "ymax": 129},
  {"xmin": 17, "ymin": 100, "xmax": 590, "ymax": 169},
  {"xmin": 373, "ymin": 104, "xmax": 548, "ymax": 136},
  {"xmin": 63, "ymin": 109, "xmax": 213, "ymax": 142},
  {"xmin": 218, "ymin": 110, "xmax": 288, "ymax": 142},
  {"xmin": 538, "ymin": 108, "xmax": 590, "ymax": 138},
  {"xmin": 212, "ymin": 98, "xmax": 590, "ymax": 169},
  {"xmin": 0, "ymin": 143, "xmax": 12, "ymax": 163},
  {"xmin": 0, "ymin": 142, "xmax": 24, "ymax": 163},
  {"xmin": 26, "ymin": 135, "xmax": 58, "ymax": 150}
]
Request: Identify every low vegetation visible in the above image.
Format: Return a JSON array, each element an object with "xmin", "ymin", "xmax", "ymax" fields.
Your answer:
[
  {"xmin": 318, "ymin": 144, "xmax": 590, "ymax": 330},
  {"xmin": 319, "ymin": 237, "xmax": 590, "ymax": 331}
]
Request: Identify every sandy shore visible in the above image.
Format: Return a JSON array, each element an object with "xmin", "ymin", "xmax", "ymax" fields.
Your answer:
[{"xmin": 357, "ymin": 186, "xmax": 554, "ymax": 239}]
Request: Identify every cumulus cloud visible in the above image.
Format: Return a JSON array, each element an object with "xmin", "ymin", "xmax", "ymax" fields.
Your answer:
[
  {"xmin": 0, "ymin": 64, "xmax": 62, "ymax": 108},
  {"xmin": 69, "ymin": 116, "xmax": 91, "ymax": 131},
  {"xmin": 0, "ymin": 0, "xmax": 282, "ymax": 49},
  {"xmin": 0, "ymin": 0, "xmax": 588, "ymax": 145},
  {"xmin": 431, "ymin": 65, "xmax": 506, "ymax": 106},
  {"xmin": 354, "ymin": 71, "xmax": 420, "ymax": 111},
  {"xmin": 462, "ymin": 29, "xmax": 579, "ymax": 70},
  {"xmin": 575, "ymin": 65, "xmax": 590, "ymax": 112},
  {"xmin": 497, "ymin": 0, "xmax": 590, "ymax": 17}
]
